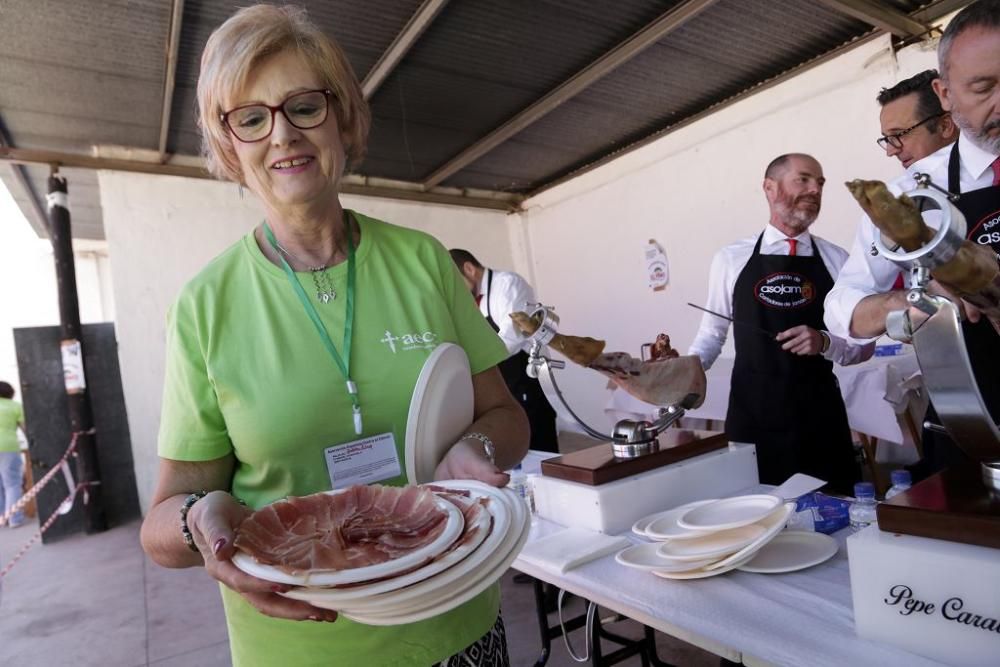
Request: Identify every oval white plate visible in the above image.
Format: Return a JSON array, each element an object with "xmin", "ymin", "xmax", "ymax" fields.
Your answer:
[
  {"xmin": 615, "ymin": 543, "xmax": 716, "ymax": 573},
  {"xmin": 704, "ymin": 503, "xmax": 794, "ymax": 571},
  {"xmin": 405, "ymin": 344, "xmax": 474, "ymax": 484},
  {"xmin": 282, "ymin": 489, "xmax": 495, "ymax": 603},
  {"xmin": 311, "ymin": 481, "xmax": 515, "ymax": 614},
  {"xmin": 642, "ymin": 499, "xmax": 719, "ymax": 540},
  {"xmin": 677, "ymin": 494, "xmax": 782, "ymax": 532},
  {"xmin": 656, "ymin": 523, "xmax": 766, "ymax": 561},
  {"xmin": 737, "ymin": 531, "xmax": 838, "ymax": 574},
  {"xmin": 651, "ymin": 549, "xmax": 759, "ymax": 580},
  {"xmin": 341, "ymin": 483, "xmax": 531, "ymax": 625},
  {"xmin": 232, "ymin": 491, "xmax": 465, "ymax": 587}
]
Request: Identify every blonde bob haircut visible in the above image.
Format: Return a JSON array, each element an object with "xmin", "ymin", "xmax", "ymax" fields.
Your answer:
[{"xmin": 197, "ymin": 4, "xmax": 371, "ymax": 183}]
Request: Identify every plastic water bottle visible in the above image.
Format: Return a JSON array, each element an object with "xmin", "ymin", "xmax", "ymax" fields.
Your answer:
[
  {"xmin": 884, "ymin": 470, "xmax": 912, "ymax": 500},
  {"xmin": 509, "ymin": 464, "xmax": 527, "ymax": 501},
  {"xmin": 849, "ymin": 482, "xmax": 878, "ymax": 532}
]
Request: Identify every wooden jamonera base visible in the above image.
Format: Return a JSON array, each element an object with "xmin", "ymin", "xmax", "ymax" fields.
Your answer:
[{"xmin": 876, "ymin": 464, "xmax": 1000, "ymax": 550}]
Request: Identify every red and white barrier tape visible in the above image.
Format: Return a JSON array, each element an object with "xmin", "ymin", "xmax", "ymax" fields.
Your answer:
[
  {"xmin": 0, "ymin": 429, "xmax": 92, "ymax": 528},
  {"xmin": 0, "ymin": 483, "xmax": 86, "ymax": 579}
]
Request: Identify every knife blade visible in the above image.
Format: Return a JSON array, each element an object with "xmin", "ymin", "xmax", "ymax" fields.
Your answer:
[{"xmin": 686, "ymin": 302, "xmax": 777, "ymax": 339}]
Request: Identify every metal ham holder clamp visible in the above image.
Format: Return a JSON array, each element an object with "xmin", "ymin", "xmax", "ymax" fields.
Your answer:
[
  {"xmin": 521, "ymin": 303, "xmax": 693, "ymax": 460},
  {"xmin": 879, "ymin": 174, "xmax": 1000, "ymax": 492}
]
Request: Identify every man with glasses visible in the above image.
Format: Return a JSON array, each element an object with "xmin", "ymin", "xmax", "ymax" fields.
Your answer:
[
  {"xmin": 825, "ymin": 0, "xmax": 1000, "ymax": 479},
  {"xmin": 876, "ymin": 69, "xmax": 957, "ymax": 169}
]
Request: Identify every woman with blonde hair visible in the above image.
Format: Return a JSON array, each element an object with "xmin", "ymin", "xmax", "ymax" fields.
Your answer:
[{"xmin": 140, "ymin": 5, "xmax": 528, "ymax": 665}]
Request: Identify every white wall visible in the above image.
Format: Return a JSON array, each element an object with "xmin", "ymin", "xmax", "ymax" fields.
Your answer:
[
  {"xmin": 97, "ymin": 172, "xmax": 514, "ymax": 511},
  {"xmin": 517, "ymin": 35, "xmax": 940, "ymax": 428},
  {"xmin": 0, "ymin": 182, "xmax": 114, "ymax": 397}
]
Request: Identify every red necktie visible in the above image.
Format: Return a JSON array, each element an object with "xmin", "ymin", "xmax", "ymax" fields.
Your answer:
[
  {"xmin": 991, "ymin": 157, "xmax": 1000, "ymax": 187},
  {"xmin": 786, "ymin": 238, "xmax": 798, "ymax": 256}
]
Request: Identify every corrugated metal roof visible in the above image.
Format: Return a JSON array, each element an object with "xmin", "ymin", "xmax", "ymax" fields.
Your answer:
[{"xmin": 0, "ymin": 0, "xmax": 958, "ymax": 239}]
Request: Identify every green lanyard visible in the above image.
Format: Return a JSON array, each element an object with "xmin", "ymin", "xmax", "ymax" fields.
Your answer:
[{"xmin": 263, "ymin": 213, "xmax": 362, "ymax": 434}]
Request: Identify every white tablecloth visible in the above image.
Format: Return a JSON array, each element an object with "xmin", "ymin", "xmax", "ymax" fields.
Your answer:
[
  {"xmin": 514, "ymin": 453, "xmax": 946, "ymax": 667},
  {"xmin": 605, "ymin": 353, "xmax": 925, "ymax": 449}
]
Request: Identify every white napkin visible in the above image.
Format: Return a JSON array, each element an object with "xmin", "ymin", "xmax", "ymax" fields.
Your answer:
[
  {"xmin": 769, "ymin": 473, "xmax": 826, "ymax": 500},
  {"xmin": 517, "ymin": 528, "xmax": 630, "ymax": 574}
]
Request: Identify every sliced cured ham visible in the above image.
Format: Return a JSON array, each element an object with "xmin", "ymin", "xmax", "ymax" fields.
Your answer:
[{"xmin": 234, "ymin": 485, "xmax": 449, "ymax": 575}]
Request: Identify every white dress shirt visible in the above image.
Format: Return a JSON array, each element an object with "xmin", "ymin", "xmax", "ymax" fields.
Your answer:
[
  {"xmin": 478, "ymin": 268, "xmax": 536, "ymax": 357},
  {"xmin": 825, "ymin": 134, "xmax": 1000, "ymax": 342},
  {"xmin": 687, "ymin": 223, "xmax": 875, "ymax": 370}
]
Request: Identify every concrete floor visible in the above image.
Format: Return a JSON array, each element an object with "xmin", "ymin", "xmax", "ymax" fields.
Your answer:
[{"xmin": 0, "ymin": 516, "xmax": 718, "ymax": 667}]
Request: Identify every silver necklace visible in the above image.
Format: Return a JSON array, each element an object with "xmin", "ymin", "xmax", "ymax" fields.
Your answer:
[{"xmin": 274, "ymin": 240, "xmax": 338, "ymax": 303}]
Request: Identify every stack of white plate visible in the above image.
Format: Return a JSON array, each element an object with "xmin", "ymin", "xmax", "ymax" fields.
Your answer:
[
  {"xmin": 616, "ymin": 495, "xmax": 835, "ymax": 579},
  {"xmin": 231, "ymin": 480, "xmax": 530, "ymax": 625}
]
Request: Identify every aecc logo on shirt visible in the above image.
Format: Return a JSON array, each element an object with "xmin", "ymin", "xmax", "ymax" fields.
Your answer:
[
  {"xmin": 754, "ymin": 272, "xmax": 815, "ymax": 309},
  {"xmin": 380, "ymin": 329, "xmax": 437, "ymax": 353}
]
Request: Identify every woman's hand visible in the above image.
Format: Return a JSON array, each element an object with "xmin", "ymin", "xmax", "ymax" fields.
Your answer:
[
  {"xmin": 187, "ymin": 491, "xmax": 339, "ymax": 622},
  {"xmin": 434, "ymin": 438, "xmax": 509, "ymax": 487}
]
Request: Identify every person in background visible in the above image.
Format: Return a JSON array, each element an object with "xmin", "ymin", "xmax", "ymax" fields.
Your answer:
[
  {"xmin": 0, "ymin": 381, "xmax": 26, "ymax": 528},
  {"xmin": 825, "ymin": 0, "xmax": 1000, "ymax": 479},
  {"xmin": 450, "ymin": 249, "xmax": 558, "ymax": 453},
  {"xmin": 689, "ymin": 154, "xmax": 874, "ymax": 494},
  {"xmin": 139, "ymin": 6, "xmax": 528, "ymax": 666},
  {"xmin": 876, "ymin": 69, "xmax": 957, "ymax": 170}
]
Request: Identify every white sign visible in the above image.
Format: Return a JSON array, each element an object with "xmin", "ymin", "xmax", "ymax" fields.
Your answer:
[
  {"xmin": 645, "ymin": 239, "xmax": 669, "ymax": 291},
  {"xmin": 60, "ymin": 339, "xmax": 86, "ymax": 394}
]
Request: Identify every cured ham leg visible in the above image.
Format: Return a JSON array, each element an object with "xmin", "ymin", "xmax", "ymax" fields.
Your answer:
[
  {"xmin": 846, "ymin": 179, "xmax": 1000, "ymax": 317},
  {"xmin": 510, "ymin": 312, "xmax": 706, "ymax": 407},
  {"xmin": 509, "ymin": 311, "xmax": 605, "ymax": 366}
]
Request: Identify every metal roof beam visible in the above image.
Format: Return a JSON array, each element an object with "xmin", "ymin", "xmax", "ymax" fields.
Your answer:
[
  {"xmin": 421, "ymin": 0, "xmax": 720, "ymax": 189},
  {"xmin": 361, "ymin": 0, "xmax": 450, "ymax": 100},
  {"xmin": 816, "ymin": 0, "xmax": 930, "ymax": 38},
  {"xmin": 0, "ymin": 146, "xmax": 521, "ymax": 212},
  {"xmin": 157, "ymin": 0, "xmax": 185, "ymax": 161},
  {"xmin": 0, "ymin": 118, "xmax": 48, "ymax": 232}
]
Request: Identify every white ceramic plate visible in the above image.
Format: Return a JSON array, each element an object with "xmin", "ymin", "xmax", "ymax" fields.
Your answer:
[
  {"xmin": 704, "ymin": 503, "xmax": 794, "ymax": 571},
  {"xmin": 405, "ymin": 344, "xmax": 475, "ymax": 484},
  {"xmin": 308, "ymin": 481, "xmax": 514, "ymax": 614},
  {"xmin": 677, "ymin": 494, "xmax": 782, "ymax": 532},
  {"xmin": 736, "ymin": 531, "xmax": 839, "ymax": 574},
  {"xmin": 651, "ymin": 549, "xmax": 759, "ymax": 580},
  {"xmin": 343, "ymin": 493, "xmax": 531, "ymax": 625},
  {"xmin": 615, "ymin": 543, "xmax": 716, "ymax": 573},
  {"xmin": 642, "ymin": 499, "xmax": 719, "ymax": 540},
  {"xmin": 232, "ymin": 492, "xmax": 465, "ymax": 587},
  {"xmin": 282, "ymin": 489, "xmax": 495, "ymax": 604},
  {"xmin": 656, "ymin": 523, "xmax": 767, "ymax": 562}
]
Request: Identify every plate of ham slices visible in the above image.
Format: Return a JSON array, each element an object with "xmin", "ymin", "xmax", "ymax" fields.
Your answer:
[
  {"xmin": 232, "ymin": 480, "xmax": 530, "ymax": 625},
  {"xmin": 231, "ymin": 485, "xmax": 465, "ymax": 587}
]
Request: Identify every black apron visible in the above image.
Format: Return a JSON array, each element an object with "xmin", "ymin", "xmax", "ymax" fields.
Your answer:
[
  {"xmin": 483, "ymin": 270, "xmax": 559, "ymax": 453},
  {"xmin": 916, "ymin": 144, "xmax": 1000, "ymax": 477},
  {"xmin": 726, "ymin": 234, "xmax": 859, "ymax": 494}
]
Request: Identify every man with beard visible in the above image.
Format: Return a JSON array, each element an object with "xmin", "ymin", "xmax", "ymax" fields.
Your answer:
[
  {"xmin": 690, "ymin": 153, "xmax": 874, "ymax": 493},
  {"xmin": 825, "ymin": 0, "xmax": 1000, "ymax": 478}
]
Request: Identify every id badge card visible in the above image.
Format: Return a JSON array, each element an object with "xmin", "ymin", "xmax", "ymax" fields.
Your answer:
[{"xmin": 325, "ymin": 432, "xmax": 402, "ymax": 488}]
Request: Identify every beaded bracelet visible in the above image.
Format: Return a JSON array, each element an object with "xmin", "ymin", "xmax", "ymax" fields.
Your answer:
[{"xmin": 180, "ymin": 491, "xmax": 209, "ymax": 552}]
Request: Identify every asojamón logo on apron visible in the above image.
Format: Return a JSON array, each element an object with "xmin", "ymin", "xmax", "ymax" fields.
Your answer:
[
  {"xmin": 753, "ymin": 272, "xmax": 816, "ymax": 308},
  {"xmin": 969, "ymin": 208, "xmax": 1000, "ymax": 260}
]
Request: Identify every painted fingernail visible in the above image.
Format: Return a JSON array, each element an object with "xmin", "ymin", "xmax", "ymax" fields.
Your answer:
[
  {"xmin": 324, "ymin": 613, "xmax": 338, "ymax": 622},
  {"xmin": 213, "ymin": 538, "xmax": 227, "ymax": 555},
  {"xmin": 272, "ymin": 584, "xmax": 291, "ymax": 593}
]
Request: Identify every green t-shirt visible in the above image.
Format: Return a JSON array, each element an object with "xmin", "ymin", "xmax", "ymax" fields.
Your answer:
[
  {"xmin": 158, "ymin": 211, "xmax": 508, "ymax": 666},
  {"xmin": 0, "ymin": 398, "xmax": 24, "ymax": 453}
]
